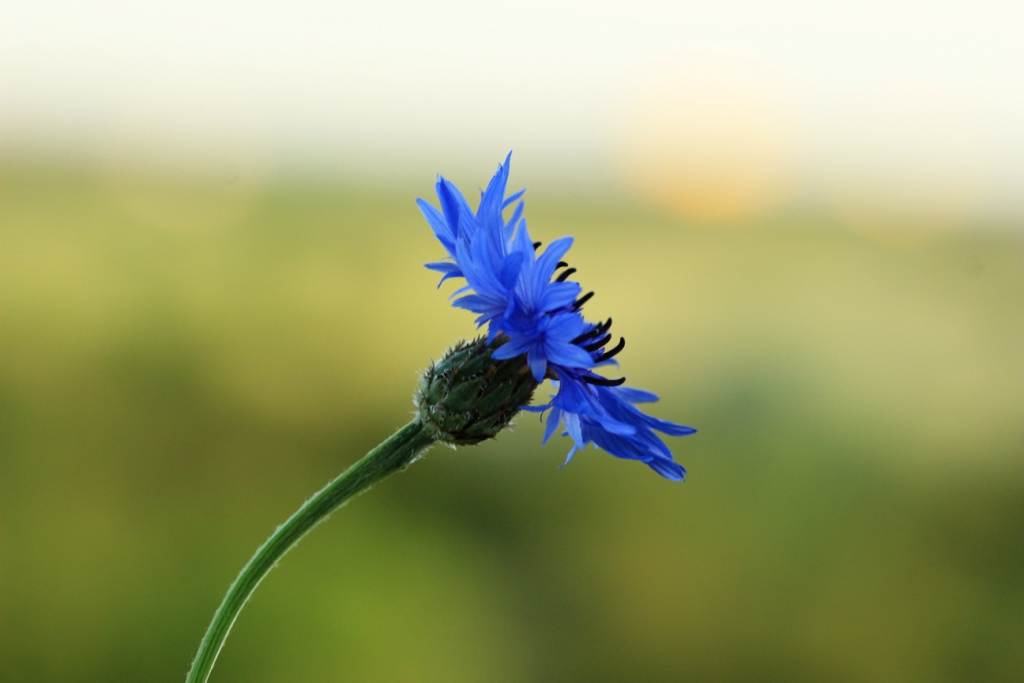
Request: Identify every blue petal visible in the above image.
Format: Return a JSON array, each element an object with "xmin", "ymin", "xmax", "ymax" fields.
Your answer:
[
  {"xmin": 551, "ymin": 376, "xmax": 597, "ymax": 413},
  {"xmin": 645, "ymin": 457, "xmax": 686, "ymax": 481},
  {"xmin": 477, "ymin": 153, "xmax": 512, "ymax": 229},
  {"xmin": 439, "ymin": 177, "xmax": 477, "ymax": 235},
  {"xmin": 544, "ymin": 310, "xmax": 587, "ymax": 340},
  {"xmin": 535, "ymin": 236, "xmax": 574, "ymax": 283},
  {"xmin": 544, "ymin": 341, "xmax": 595, "ymax": 368},
  {"xmin": 425, "ymin": 261, "xmax": 459, "ymax": 272},
  {"xmin": 499, "ymin": 251, "xmax": 525, "ymax": 290},
  {"xmin": 615, "ymin": 387, "xmax": 660, "ymax": 403},
  {"xmin": 542, "ymin": 406, "xmax": 563, "ymax": 444},
  {"xmin": 527, "ymin": 347, "xmax": 548, "ymax": 382},
  {"xmin": 509, "ymin": 219, "xmax": 535, "ymax": 274},
  {"xmin": 492, "ymin": 336, "xmax": 532, "ymax": 360},
  {"xmin": 453, "ymin": 294, "xmax": 502, "ymax": 316},
  {"xmin": 588, "ymin": 408, "xmax": 637, "ymax": 435},
  {"xmin": 502, "ymin": 187, "xmax": 525, "ymax": 208},
  {"xmin": 437, "ymin": 178, "xmax": 463, "ymax": 239},
  {"xmin": 425, "ymin": 261, "xmax": 464, "ymax": 288},
  {"xmin": 643, "ymin": 419, "xmax": 697, "ymax": 437},
  {"xmin": 417, "ymin": 199, "xmax": 455, "ymax": 254},
  {"xmin": 468, "ymin": 221, "xmax": 507, "ymax": 294},
  {"xmin": 539, "ymin": 282, "xmax": 581, "ymax": 312},
  {"xmin": 503, "ymin": 201, "xmax": 524, "ymax": 245},
  {"xmin": 558, "ymin": 445, "xmax": 579, "ymax": 468},
  {"xmin": 563, "ymin": 412, "xmax": 585, "ymax": 448}
]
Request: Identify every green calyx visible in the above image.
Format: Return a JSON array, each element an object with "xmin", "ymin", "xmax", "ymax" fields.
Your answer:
[{"xmin": 417, "ymin": 336, "xmax": 537, "ymax": 446}]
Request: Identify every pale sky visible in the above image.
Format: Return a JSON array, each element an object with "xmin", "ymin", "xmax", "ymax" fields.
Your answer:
[{"xmin": 2, "ymin": 0, "xmax": 1022, "ymax": 221}]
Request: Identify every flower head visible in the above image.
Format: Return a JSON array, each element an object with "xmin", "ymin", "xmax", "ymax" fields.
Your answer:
[{"xmin": 418, "ymin": 154, "xmax": 695, "ymax": 480}]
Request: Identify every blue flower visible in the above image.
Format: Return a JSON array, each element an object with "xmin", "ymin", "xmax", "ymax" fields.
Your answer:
[{"xmin": 419, "ymin": 154, "xmax": 695, "ymax": 480}]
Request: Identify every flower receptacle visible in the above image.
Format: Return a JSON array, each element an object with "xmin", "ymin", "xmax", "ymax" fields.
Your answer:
[{"xmin": 417, "ymin": 337, "xmax": 536, "ymax": 446}]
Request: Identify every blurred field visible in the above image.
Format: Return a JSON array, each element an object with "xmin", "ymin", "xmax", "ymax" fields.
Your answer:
[{"xmin": 1, "ymin": 161, "xmax": 1023, "ymax": 683}]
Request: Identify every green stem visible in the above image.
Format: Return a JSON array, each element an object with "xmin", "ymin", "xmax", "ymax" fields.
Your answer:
[{"xmin": 185, "ymin": 419, "xmax": 436, "ymax": 683}]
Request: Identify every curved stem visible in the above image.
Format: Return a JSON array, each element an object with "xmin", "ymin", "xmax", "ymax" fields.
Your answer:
[{"xmin": 185, "ymin": 420, "xmax": 435, "ymax": 683}]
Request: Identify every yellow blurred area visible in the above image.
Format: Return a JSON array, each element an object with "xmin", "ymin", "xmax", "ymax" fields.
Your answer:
[
  {"xmin": 616, "ymin": 51, "xmax": 799, "ymax": 223},
  {"xmin": 1, "ymin": 159, "xmax": 1023, "ymax": 683},
  {"xmin": 611, "ymin": 49, "xmax": 1018, "ymax": 234}
]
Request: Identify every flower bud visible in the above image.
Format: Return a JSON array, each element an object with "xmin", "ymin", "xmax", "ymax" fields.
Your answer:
[{"xmin": 417, "ymin": 337, "xmax": 537, "ymax": 446}]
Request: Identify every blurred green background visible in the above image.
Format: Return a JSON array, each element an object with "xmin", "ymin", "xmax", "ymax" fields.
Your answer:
[
  {"xmin": 1, "ymin": 158, "xmax": 1022, "ymax": 683},
  {"xmin": 3, "ymin": 3, "xmax": 1024, "ymax": 677}
]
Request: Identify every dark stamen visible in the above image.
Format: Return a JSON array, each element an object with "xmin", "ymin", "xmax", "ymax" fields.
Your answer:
[
  {"xmin": 533, "ymin": 241, "xmax": 542, "ymax": 250},
  {"xmin": 572, "ymin": 292, "xmax": 594, "ymax": 310},
  {"xmin": 584, "ymin": 334, "xmax": 612, "ymax": 352},
  {"xmin": 570, "ymin": 329, "xmax": 599, "ymax": 345},
  {"xmin": 570, "ymin": 318, "xmax": 612, "ymax": 345},
  {"xmin": 555, "ymin": 267, "xmax": 577, "ymax": 282},
  {"xmin": 556, "ymin": 261, "xmax": 568, "ymax": 269},
  {"xmin": 583, "ymin": 375, "xmax": 627, "ymax": 387},
  {"xmin": 594, "ymin": 337, "xmax": 625, "ymax": 363}
]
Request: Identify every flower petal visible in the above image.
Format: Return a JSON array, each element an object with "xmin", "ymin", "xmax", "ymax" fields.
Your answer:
[
  {"xmin": 417, "ymin": 199, "xmax": 455, "ymax": 255},
  {"xmin": 527, "ymin": 347, "xmax": 548, "ymax": 382}
]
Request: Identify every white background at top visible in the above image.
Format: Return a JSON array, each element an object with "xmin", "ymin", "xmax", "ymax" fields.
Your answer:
[{"xmin": 2, "ymin": 0, "xmax": 1022, "ymax": 218}]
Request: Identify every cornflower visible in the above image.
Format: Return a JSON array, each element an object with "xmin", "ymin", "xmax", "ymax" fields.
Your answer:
[{"xmin": 419, "ymin": 153, "xmax": 695, "ymax": 479}]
